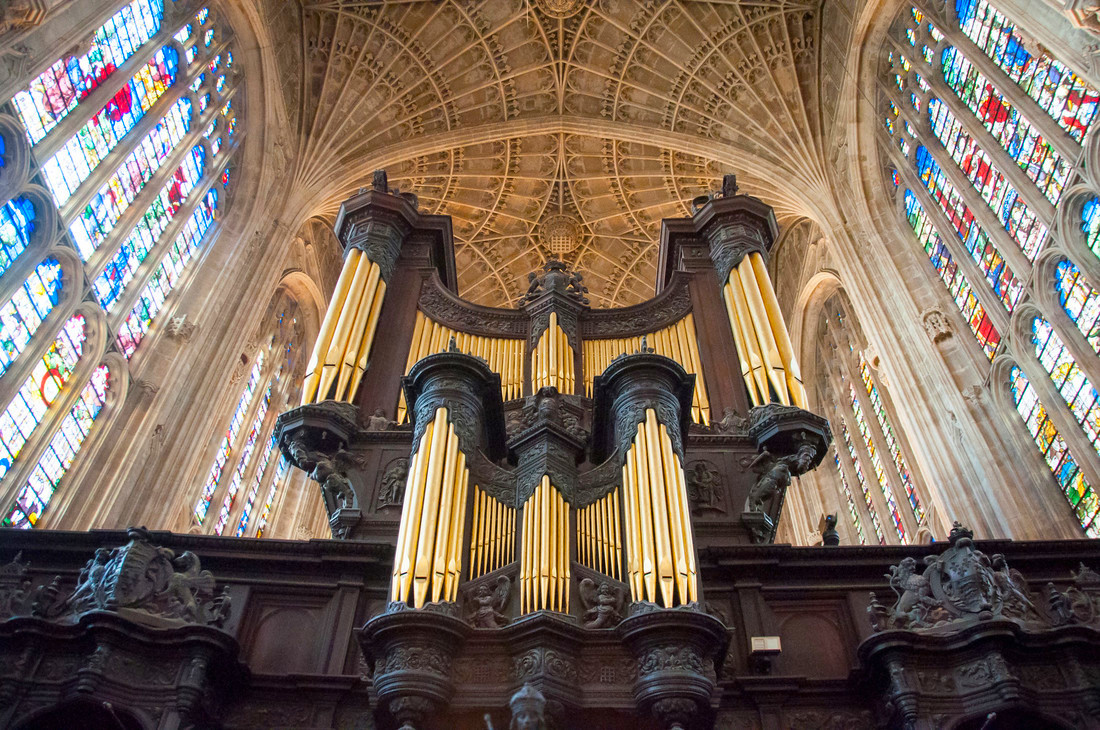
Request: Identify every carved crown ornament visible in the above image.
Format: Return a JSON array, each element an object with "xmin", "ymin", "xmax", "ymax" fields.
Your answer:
[
  {"xmin": 0, "ymin": 527, "xmax": 231, "ymax": 628},
  {"xmin": 867, "ymin": 522, "xmax": 1100, "ymax": 634}
]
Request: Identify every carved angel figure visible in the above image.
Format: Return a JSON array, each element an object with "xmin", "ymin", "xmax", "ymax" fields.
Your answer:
[
  {"xmin": 745, "ymin": 444, "xmax": 817, "ymax": 513},
  {"xmin": 466, "ymin": 576, "xmax": 510, "ymax": 628},
  {"xmin": 578, "ymin": 578, "xmax": 625, "ymax": 629},
  {"xmin": 165, "ymin": 551, "xmax": 216, "ymax": 622},
  {"xmin": 713, "ymin": 407, "xmax": 747, "ymax": 434},
  {"xmin": 991, "ymin": 553, "xmax": 1038, "ymax": 620}
]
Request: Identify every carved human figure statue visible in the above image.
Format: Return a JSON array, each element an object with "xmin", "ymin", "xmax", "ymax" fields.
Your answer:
[{"xmin": 509, "ymin": 683, "xmax": 547, "ymax": 730}]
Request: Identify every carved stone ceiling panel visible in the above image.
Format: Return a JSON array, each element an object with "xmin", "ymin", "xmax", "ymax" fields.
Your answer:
[{"xmin": 277, "ymin": 0, "xmax": 826, "ymax": 307}]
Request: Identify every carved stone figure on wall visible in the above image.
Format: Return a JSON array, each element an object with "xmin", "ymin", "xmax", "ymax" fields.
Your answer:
[
  {"xmin": 578, "ymin": 578, "xmax": 625, "ymax": 628},
  {"xmin": 686, "ymin": 460, "xmax": 724, "ymax": 512},
  {"xmin": 366, "ymin": 408, "xmax": 392, "ymax": 431},
  {"xmin": 509, "ymin": 683, "xmax": 547, "ymax": 730},
  {"xmin": 713, "ymin": 407, "xmax": 747, "ymax": 434},
  {"xmin": 377, "ymin": 458, "xmax": 409, "ymax": 508},
  {"xmin": 465, "ymin": 576, "xmax": 511, "ymax": 628}
]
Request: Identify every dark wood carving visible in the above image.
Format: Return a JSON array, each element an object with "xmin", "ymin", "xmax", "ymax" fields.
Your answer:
[{"xmin": 581, "ymin": 272, "xmax": 693, "ymax": 338}]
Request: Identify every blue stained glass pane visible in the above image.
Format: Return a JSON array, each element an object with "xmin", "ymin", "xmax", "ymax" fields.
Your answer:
[
  {"xmin": 0, "ymin": 197, "xmax": 37, "ymax": 279},
  {"xmin": 12, "ymin": 0, "xmax": 164, "ymax": 144},
  {"xmin": 0, "ymin": 259, "xmax": 63, "ymax": 377}
]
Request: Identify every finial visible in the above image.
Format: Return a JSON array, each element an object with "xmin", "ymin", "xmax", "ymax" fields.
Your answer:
[
  {"xmin": 948, "ymin": 520, "xmax": 974, "ymax": 544},
  {"xmin": 448, "ymin": 335, "xmax": 459, "ymax": 353},
  {"xmin": 722, "ymin": 173, "xmax": 738, "ymax": 198},
  {"xmin": 372, "ymin": 169, "xmax": 389, "ymax": 192}
]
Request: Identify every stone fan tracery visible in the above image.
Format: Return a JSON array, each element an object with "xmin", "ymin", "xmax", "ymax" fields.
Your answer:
[{"xmin": 267, "ymin": 0, "xmax": 830, "ymax": 306}]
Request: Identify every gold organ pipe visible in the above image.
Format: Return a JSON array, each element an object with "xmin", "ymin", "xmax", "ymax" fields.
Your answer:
[
  {"xmin": 412, "ymin": 413, "xmax": 450, "ymax": 608},
  {"xmin": 302, "ymin": 249, "xmax": 362, "ymax": 405},
  {"xmin": 430, "ymin": 424, "xmax": 460, "ymax": 603},
  {"xmin": 444, "ymin": 451, "xmax": 467, "ymax": 601},
  {"xmin": 673, "ymin": 450, "xmax": 698, "ymax": 602},
  {"xmin": 684, "ymin": 314, "xmax": 711, "ymax": 423},
  {"xmin": 726, "ymin": 276, "xmax": 769, "ymax": 404},
  {"xmin": 393, "ymin": 420, "xmax": 432, "ymax": 602},
  {"xmin": 658, "ymin": 423, "xmax": 690, "ymax": 605},
  {"xmin": 737, "ymin": 262, "xmax": 788, "ymax": 404},
  {"xmin": 749, "ymin": 252, "xmax": 807, "ymax": 408},
  {"xmin": 642, "ymin": 411, "xmax": 675, "ymax": 607},
  {"xmin": 622, "ymin": 464, "xmax": 640, "ymax": 598},
  {"xmin": 539, "ymin": 476, "xmax": 550, "ymax": 609},
  {"xmin": 632, "ymin": 422, "xmax": 657, "ymax": 601},
  {"xmin": 335, "ymin": 260, "xmax": 381, "ymax": 399},
  {"xmin": 319, "ymin": 256, "xmax": 373, "ymax": 400},
  {"xmin": 347, "ymin": 277, "xmax": 388, "ymax": 403},
  {"xmin": 549, "ymin": 480, "xmax": 559, "ymax": 610},
  {"xmin": 521, "ymin": 498, "xmax": 531, "ymax": 613},
  {"xmin": 611, "ymin": 488, "xmax": 622, "ymax": 580},
  {"xmin": 471, "ymin": 488, "xmax": 483, "ymax": 579}
]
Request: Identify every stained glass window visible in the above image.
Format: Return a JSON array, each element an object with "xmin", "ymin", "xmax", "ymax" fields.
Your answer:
[
  {"xmin": 913, "ymin": 146, "xmax": 1023, "ymax": 310},
  {"xmin": 1010, "ymin": 366, "xmax": 1099, "ymax": 535},
  {"xmin": 940, "ymin": 45, "xmax": 1069, "ymax": 205},
  {"xmin": 41, "ymin": 45, "xmax": 179, "ymax": 206},
  {"xmin": 12, "ymin": 0, "xmax": 164, "ymax": 144},
  {"xmin": 236, "ymin": 434, "xmax": 277, "ymax": 537},
  {"xmin": 0, "ymin": 196, "xmax": 37, "ymax": 279},
  {"xmin": 838, "ymin": 416, "xmax": 887, "ymax": 544},
  {"xmin": 0, "ymin": 259, "xmax": 63, "ymax": 378},
  {"xmin": 849, "ymin": 382, "xmax": 907, "ymax": 541},
  {"xmin": 954, "ymin": 0, "xmax": 1100, "ymax": 141},
  {"xmin": 1056, "ymin": 260, "xmax": 1100, "ymax": 355},
  {"xmin": 117, "ymin": 188, "xmax": 218, "ymax": 357},
  {"xmin": 858, "ymin": 354, "xmax": 925, "ymax": 523},
  {"xmin": 213, "ymin": 379, "xmax": 274, "ymax": 535},
  {"xmin": 254, "ymin": 456, "xmax": 288, "ymax": 538},
  {"xmin": 3, "ymin": 365, "xmax": 109, "ymax": 528},
  {"xmin": 0, "ymin": 315, "xmax": 87, "ymax": 483},
  {"xmin": 1083, "ymin": 197, "xmax": 1100, "ymax": 261},
  {"xmin": 67, "ymin": 97, "xmax": 193, "ymax": 258},
  {"xmin": 194, "ymin": 351, "xmax": 264, "ymax": 524},
  {"xmin": 926, "ymin": 100, "xmax": 1048, "ymax": 259},
  {"xmin": 1032, "ymin": 317, "xmax": 1100, "ymax": 451},
  {"xmin": 904, "ymin": 190, "xmax": 1001, "ymax": 355},
  {"xmin": 834, "ymin": 451, "xmax": 868, "ymax": 545},
  {"xmin": 93, "ymin": 145, "xmax": 206, "ymax": 312}
]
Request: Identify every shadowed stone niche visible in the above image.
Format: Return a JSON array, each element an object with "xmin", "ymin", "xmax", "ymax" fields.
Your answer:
[{"xmin": 0, "ymin": 527, "xmax": 244, "ymax": 729}]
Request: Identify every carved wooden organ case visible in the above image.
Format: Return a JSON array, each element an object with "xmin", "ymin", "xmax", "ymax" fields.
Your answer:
[{"xmin": 274, "ymin": 175, "xmax": 832, "ymax": 729}]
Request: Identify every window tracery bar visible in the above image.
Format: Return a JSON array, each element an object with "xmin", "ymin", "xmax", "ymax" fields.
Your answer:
[
  {"xmin": 40, "ymin": 45, "xmax": 180, "ymax": 206},
  {"xmin": 1083, "ymin": 197, "xmax": 1100, "ymax": 261},
  {"xmin": 116, "ymin": 187, "xmax": 219, "ymax": 357},
  {"xmin": 194, "ymin": 350, "xmax": 264, "ymax": 524},
  {"xmin": 926, "ymin": 100, "xmax": 1048, "ymax": 258},
  {"xmin": 1057, "ymin": 260, "xmax": 1100, "ymax": 355},
  {"xmin": 857, "ymin": 354, "xmax": 926, "ymax": 523},
  {"xmin": 0, "ymin": 314, "xmax": 87, "ymax": 484},
  {"xmin": 952, "ymin": 0, "xmax": 1100, "ymax": 141},
  {"xmin": 93, "ymin": 144, "xmax": 206, "ymax": 312},
  {"xmin": 0, "ymin": 259, "xmax": 62, "ymax": 378},
  {"xmin": 66, "ymin": 96, "xmax": 193, "ymax": 258},
  {"xmin": 848, "ymin": 382, "xmax": 908, "ymax": 542},
  {"xmin": 903, "ymin": 190, "xmax": 1001, "ymax": 355},
  {"xmin": 0, "ymin": 197, "xmax": 37, "ymax": 280},
  {"xmin": 3, "ymin": 364, "xmax": 109, "ymax": 528},
  {"xmin": 12, "ymin": 0, "xmax": 164, "ymax": 145},
  {"xmin": 1010, "ymin": 365, "xmax": 1099, "ymax": 534},
  {"xmin": 912, "ymin": 146, "xmax": 1024, "ymax": 310},
  {"xmin": 834, "ymin": 450, "xmax": 868, "ymax": 545},
  {"xmin": 1032, "ymin": 317, "xmax": 1100, "ymax": 453}
]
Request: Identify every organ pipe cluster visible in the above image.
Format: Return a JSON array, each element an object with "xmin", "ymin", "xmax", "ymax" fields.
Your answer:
[
  {"xmin": 301, "ymin": 249, "xmax": 387, "ymax": 405},
  {"xmin": 397, "ymin": 311, "xmax": 525, "ymax": 421},
  {"xmin": 469, "ymin": 486, "xmax": 516, "ymax": 579},
  {"xmin": 582, "ymin": 315, "xmax": 711, "ymax": 423},
  {"xmin": 531, "ymin": 312, "xmax": 575, "ymax": 394},
  {"xmin": 721, "ymin": 252, "xmax": 806, "ymax": 408},
  {"xmin": 577, "ymin": 489, "xmax": 622, "ymax": 580},
  {"xmin": 621, "ymin": 409, "xmax": 697, "ymax": 608},
  {"xmin": 391, "ymin": 406, "xmax": 470, "ymax": 607},
  {"xmin": 520, "ymin": 476, "xmax": 570, "ymax": 614}
]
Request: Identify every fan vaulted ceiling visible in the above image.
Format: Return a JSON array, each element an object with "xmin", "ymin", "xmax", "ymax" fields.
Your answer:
[{"xmin": 261, "ymin": 0, "xmax": 849, "ymax": 307}]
